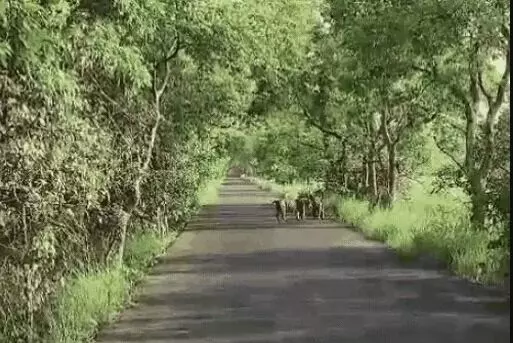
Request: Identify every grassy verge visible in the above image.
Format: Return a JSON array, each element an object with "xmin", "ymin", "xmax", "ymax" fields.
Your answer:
[
  {"xmin": 244, "ymin": 175, "xmax": 509, "ymax": 286},
  {"xmin": 47, "ymin": 174, "xmax": 226, "ymax": 343},
  {"xmin": 198, "ymin": 175, "xmax": 225, "ymax": 206},
  {"xmin": 198, "ymin": 158, "xmax": 230, "ymax": 206},
  {"xmin": 47, "ymin": 230, "xmax": 177, "ymax": 343}
]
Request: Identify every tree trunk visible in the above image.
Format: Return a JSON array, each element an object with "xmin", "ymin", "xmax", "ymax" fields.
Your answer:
[
  {"xmin": 362, "ymin": 156, "xmax": 369, "ymax": 189},
  {"xmin": 386, "ymin": 142, "xmax": 397, "ymax": 203},
  {"xmin": 379, "ymin": 107, "xmax": 397, "ymax": 207},
  {"xmin": 116, "ymin": 37, "xmax": 180, "ymax": 266},
  {"xmin": 369, "ymin": 160, "xmax": 378, "ymax": 199},
  {"xmin": 464, "ymin": 104, "xmax": 486, "ymax": 228},
  {"xmin": 368, "ymin": 120, "xmax": 378, "ymax": 199},
  {"xmin": 463, "ymin": 68, "xmax": 487, "ymax": 229},
  {"xmin": 469, "ymin": 172, "xmax": 487, "ymax": 228},
  {"xmin": 117, "ymin": 106, "xmax": 161, "ymax": 267},
  {"xmin": 468, "ymin": 39, "xmax": 509, "ymax": 228},
  {"xmin": 322, "ymin": 135, "xmax": 331, "ymax": 186},
  {"xmin": 338, "ymin": 141, "xmax": 348, "ymax": 193}
]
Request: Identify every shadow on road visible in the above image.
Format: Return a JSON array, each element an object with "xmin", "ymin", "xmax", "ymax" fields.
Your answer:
[
  {"xmin": 99, "ymin": 245, "xmax": 510, "ymax": 343},
  {"xmin": 187, "ymin": 204, "xmax": 342, "ymax": 232}
]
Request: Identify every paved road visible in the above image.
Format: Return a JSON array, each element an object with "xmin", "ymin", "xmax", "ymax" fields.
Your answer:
[{"xmin": 96, "ymin": 177, "xmax": 510, "ymax": 343}]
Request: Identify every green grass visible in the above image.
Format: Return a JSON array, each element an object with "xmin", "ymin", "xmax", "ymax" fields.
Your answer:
[
  {"xmin": 47, "ymin": 173, "xmax": 226, "ymax": 343},
  {"xmin": 198, "ymin": 176, "xmax": 225, "ymax": 205},
  {"xmin": 47, "ymin": 231, "xmax": 177, "ymax": 343},
  {"xmin": 245, "ymin": 176, "xmax": 509, "ymax": 285},
  {"xmin": 198, "ymin": 158, "xmax": 230, "ymax": 205}
]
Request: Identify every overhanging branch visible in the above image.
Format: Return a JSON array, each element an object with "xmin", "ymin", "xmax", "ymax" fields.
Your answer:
[
  {"xmin": 294, "ymin": 94, "xmax": 345, "ymax": 141},
  {"xmin": 302, "ymin": 108, "xmax": 345, "ymax": 141},
  {"xmin": 433, "ymin": 136, "xmax": 464, "ymax": 171},
  {"xmin": 153, "ymin": 35, "xmax": 181, "ymax": 101},
  {"xmin": 412, "ymin": 63, "xmax": 469, "ymax": 108}
]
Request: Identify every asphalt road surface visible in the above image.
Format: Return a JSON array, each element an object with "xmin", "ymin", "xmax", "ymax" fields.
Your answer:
[{"xmin": 96, "ymin": 177, "xmax": 510, "ymax": 343}]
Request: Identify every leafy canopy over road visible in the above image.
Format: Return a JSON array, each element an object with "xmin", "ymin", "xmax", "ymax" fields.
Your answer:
[{"xmin": 0, "ymin": 0, "xmax": 509, "ymax": 342}]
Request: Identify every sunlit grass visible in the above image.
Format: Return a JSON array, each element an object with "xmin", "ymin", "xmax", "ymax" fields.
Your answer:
[
  {"xmin": 48, "ymin": 267, "xmax": 128, "ymax": 343},
  {"xmin": 198, "ymin": 179, "xmax": 224, "ymax": 205}
]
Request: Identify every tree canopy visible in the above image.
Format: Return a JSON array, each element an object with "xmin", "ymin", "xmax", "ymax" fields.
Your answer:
[{"xmin": 0, "ymin": 0, "xmax": 509, "ymax": 341}]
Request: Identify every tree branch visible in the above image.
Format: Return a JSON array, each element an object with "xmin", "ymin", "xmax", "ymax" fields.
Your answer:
[
  {"xmin": 295, "ymin": 94, "xmax": 345, "ymax": 141},
  {"xmin": 299, "ymin": 141, "xmax": 324, "ymax": 152},
  {"xmin": 500, "ymin": 24, "xmax": 509, "ymax": 41},
  {"xmin": 490, "ymin": 36, "xmax": 510, "ymax": 115},
  {"xmin": 161, "ymin": 35, "xmax": 181, "ymax": 65},
  {"xmin": 379, "ymin": 107, "xmax": 393, "ymax": 146},
  {"xmin": 398, "ymin": 173, "xmax": 423, "ymax": 185},
  {"xmin": 497, "ymin": 164, "xmax": 510, "ymax": 173},
  {"xmin": 405, "ymin": 102, "xmax": 439, "ymax": 130},
  {"xmin": 476, "ymin": 40, "xmax": 510, "ymax": 178},
  {"xmin": 477, "ymin": 69, "xmax": 493, "ymax": 105},
  {"xmin": 433, "ymin": 136, "xmax": 464, "ymax": 171},
  {"xmin": 304, "ymin": 109, "xmax": 344, "ymax": 140},
  {"xmin": 412, "ymin": 63, "xmax": 469, "ymax": 108},
  {"xmin": 411, "ymin": 64, "xmax": 434, "ymax": 75},
  {"xmin": 468, "ymin": 39, "xmax": 481, "ymax": 107},
  {"xmin": 212, "ymin": 122, "xmax": 236, "ymax": 129},
  {"xmin": 376, "ymin": 142, "xmax": 386, "ymax": 154},
  {"xmin": 153, "ymin": 35, "xmax": 181, "ymax": 101},
  {"xmin": 446, "ymin": 120, "xmax": 466, "ymax": 135},
  {"xmin": 90, "ymin": 76, "xmax": 130, "ymax": 116}
]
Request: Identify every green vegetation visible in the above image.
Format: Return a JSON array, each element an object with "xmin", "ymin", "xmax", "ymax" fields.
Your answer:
[
  {"xmin": 0, "ymin": 0, "xmax": 509, "ymax": 341},
  {"xmin": 47, "ymin": 169, "xmax": 226, "ymax": 343},
  {"xmin": 197, "ymin": 159, "xmax": 230, "ymax": 206},
  {"xmin": 0, "ymin": 0, "xmax": 318, "ymax": 341},
  {"xmin": 247, "ymin": 174, "xmax": 503, "ymax": 284},
  {"xmin": 234, "ymin": 0, "xmax": 510, "ymax": 285},
  {"xmin": 48, "ymin": 230, "xmax": 176, "ymax": 343}
]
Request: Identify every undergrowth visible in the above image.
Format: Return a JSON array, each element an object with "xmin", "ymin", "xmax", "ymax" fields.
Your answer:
[
  {"xmin": 197, "ymin": 161, "xmax": 229, "ymax": 206},
  {"xmin": 46, "ymin": 173, "xmax": 226, "ymax": 343},
  {"xmin": 244, "ymin": 175, "xmax": 510, "ymax": 286},
  {"xmin": 47, "ymin": 231, "xmax": 176, "ymax": 343}
]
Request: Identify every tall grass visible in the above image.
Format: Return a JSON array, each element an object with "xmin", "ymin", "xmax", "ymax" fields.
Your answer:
[{"xmin": 246, "ymin": 176, "xmax": 509, "ymax": 285}]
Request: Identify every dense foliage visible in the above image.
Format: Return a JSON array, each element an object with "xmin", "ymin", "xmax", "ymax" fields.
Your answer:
[
  {"xmin": 234, "ymin": 0, "xmax": 510, "ymax": 283},
  {"xmin": 0, "ymin": 0, "xmax": 509, "ymax": 341},
  {"xmin": 0, "ymin": 0, "xmax": 319, "ymax": 341}
]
